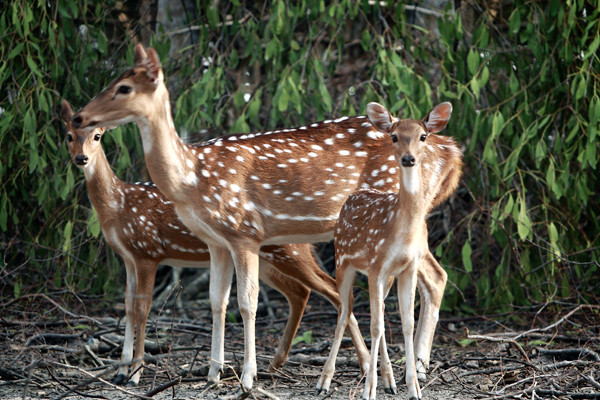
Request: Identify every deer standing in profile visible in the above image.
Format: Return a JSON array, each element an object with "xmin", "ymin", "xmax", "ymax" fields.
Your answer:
[
  {"xmin": 71, "ymin": 43, "xmax": 452, "ymax": 391},
  {"xmin": 317, "ymin": 102, "xmax": 462, "ymax": 400},
  {"xmin": 61, "ymin": 99, "xmax": 354, "ymax": 385}
]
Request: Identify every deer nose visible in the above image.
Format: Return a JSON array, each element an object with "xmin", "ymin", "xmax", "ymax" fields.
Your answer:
[
  {"xmin": 75, "ymin": 155, "xmax": 89, "ymax": 165},
  {"xmin": 401, "ymin": 155, "xmax": 416, "ymax": 167},
  {"xmin": 71, "ymin": 115, "xmax": 83, "ymax": 128}
]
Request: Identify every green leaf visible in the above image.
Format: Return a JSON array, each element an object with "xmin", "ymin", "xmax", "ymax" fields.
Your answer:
[
  {"xmin": 9, "ymin": 42, "xmax": 24, "ymax": 59},
  {"xmin": 467, "ymin": 48, "xmax": 479, "ymax": 75},
  {"xmin": 26, "ymin": 55, "xmax": 43, "ymax": 78},
  {"xmin": 62, "ymin": 221, "xmax": 73, "ymax": 253},
  {"xmin": 278, "ymin": 87, "xmax": 289, "ymax": 112},
  {"xmin": 517, "ymin": 196, "xmax": 532, "ymax": 240},
  {"xmin": 491, "ymin": 111, "xmax": 505, "ymax": 139},
  {"xmin": 87, "ymin": 208, "xmax": 101, "ymax": 238},
  {"xmin": 292, "ymin": 330, "xmax": 313, "ymax": 346},
  {"xmin": 265, "ymin": 39, "xmax": 278, "ymax": 61},
  {"xmin": 584, "ymin": 35, "xmax": 600, "ymax": 60},
  {"xmin": 318, "ymin": 80, "xmax": 332, "ymax": 112},
  {"xmin": 509, "ymin": 10, "xmax": 521, "ymax": 35},
  {"xmin": 462, "ymin": 241, "xmax": 473, "ymax": 273}
]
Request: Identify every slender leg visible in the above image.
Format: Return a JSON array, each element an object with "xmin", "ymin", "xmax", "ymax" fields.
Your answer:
[
  {"xmin": 258, "ymin": 261, "xmax": 310, "ymax": 371},
  {"xmin": 316, "ymin": 265, "xmax": 357, "ymax": 393},
  {"xmin": 379, "ymin": 277, "xmax": 397, "ymax": 394},
  {"xmin": 129, "ymin": 260, "xmax": 157, "ymax": 385},
  {"xmin": 261, "ymin": 245, "xmax": 369, "ymax": 372},
  {"xmin": 232, "ymin": 244, "xmax": 261, "ymax": 390},
  {"xmin": 398, "ymin": 264, "xmax": 421, "ymax": 400},
  {"xmin": 363, "ymin": 274, "xmax": 386, "ymax": 400},
  {"xmin": 207, "ymin": 246, "xmax": 234, "ymax": 384},
  {"xmin": 414, "ymin": 252, "xmax": 447, "ymax": 381},
  {"xmin": 115, "ymin": 258, "xmax": 137, "ymax": 384}
]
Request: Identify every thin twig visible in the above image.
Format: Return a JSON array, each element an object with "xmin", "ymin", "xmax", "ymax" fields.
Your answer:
[{"xmin": 464, "ymin": 327, "xmax": 531, "ymax": 363}]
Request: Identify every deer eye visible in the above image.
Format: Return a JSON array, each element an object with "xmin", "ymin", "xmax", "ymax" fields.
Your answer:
[
  {"xmin": 391, "ymin": 134, "xmax": 398, "ymax": 143},
  {"xmin": 94, "ymin": 133, "xmax": 101, "ymax": 141},
  {"xmin": 117, "ymin": 85, "xmax": 132, "ymax": 94},
  {"xmin": 67, "ymin": 134, "xmax": 73, "ymax": 143},
  {"xmin": 420, "ymin": 134, "xmax": 427, "ymax": 142}
]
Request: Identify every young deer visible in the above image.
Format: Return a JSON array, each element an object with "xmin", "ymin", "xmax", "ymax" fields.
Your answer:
[
  {"xmin": 71, "ymin": 43, "xmax": 451, "ymax": 390},
  {"xmin": 61, "ymin": 99, "xmax": 349, "ymax": 385},
  {"xmin": 317, "ymin": 102, "xmax": 462, "ymax": 400}
]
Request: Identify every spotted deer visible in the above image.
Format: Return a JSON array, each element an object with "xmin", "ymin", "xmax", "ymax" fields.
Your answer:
[
  {"xmin": 61, "ymin": 99, "xmax": 353, "ymax": 386},
  {"xmin": 71, "ymin": 43, "xmax": 451, "ymax": 390},
  {"xmin": 317, "ymin": 102, "xmax": 462, "ymax": 400}
]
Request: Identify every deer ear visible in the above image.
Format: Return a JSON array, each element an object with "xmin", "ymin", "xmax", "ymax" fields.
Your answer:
[
  {"xmin": 134, "ymin": 43, "xmax": 148, "ymax": 67},
  {"xmin": 145, "ymin": 47, "xmax": 163, "ymax": 85},
  {"xmin": 61, "ymin": 99, "xmax": 74, "ymax": 123},
  {"xmin": 367, "ymin": 102, "xmax": 394, "ymax": 133},
  {"xmin": 424, "ymin": 102, "xmax": 452, "ymax": 133}
]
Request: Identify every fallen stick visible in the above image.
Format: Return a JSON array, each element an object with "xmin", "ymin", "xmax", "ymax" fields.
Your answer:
[{"xmin": 464, "ymin": 327, "xmax": 531, "ymax": 363}]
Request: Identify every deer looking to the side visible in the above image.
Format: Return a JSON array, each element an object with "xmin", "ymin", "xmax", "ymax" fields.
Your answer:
[
  {"xmin": 71, "ymin": 43, "xmax": 451, "ymax": 390},
  {"xmin": 317, "ymin": 102, "xmax": 462, "ymax": 400},
  {"xmin": 61, "ymin": 99, "xmax": 352, "ymax": 386}
]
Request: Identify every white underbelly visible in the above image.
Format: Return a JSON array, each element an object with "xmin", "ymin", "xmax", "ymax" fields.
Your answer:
[{"xmin": 262, "ymin": 230, "xmax": 334, "ymax": 245}]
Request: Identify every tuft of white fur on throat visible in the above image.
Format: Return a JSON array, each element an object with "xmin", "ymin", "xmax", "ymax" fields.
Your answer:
[
  {"xmin": 138, "ymin": 118, "xmax": 153, "ymax": 153},
  {"xmin": 82, "ymin": 162, "xmax": 96, "ymax": 179},
  {"xmin": 401, "ymin": 166, "xmax": 421, "ymax": 195}
]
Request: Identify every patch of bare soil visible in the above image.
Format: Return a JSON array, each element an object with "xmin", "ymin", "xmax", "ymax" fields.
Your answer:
[{"xmin": 1, "ymin": 286, "xmax": 599, "ymax": 400}]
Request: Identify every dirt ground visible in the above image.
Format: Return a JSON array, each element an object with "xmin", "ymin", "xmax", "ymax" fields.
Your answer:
[{"xmin": 1, "ymin": 279, "xmax": 599, "ymax": 400}]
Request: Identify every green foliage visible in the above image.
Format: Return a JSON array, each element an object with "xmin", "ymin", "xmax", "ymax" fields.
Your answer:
[
  {"xmin": 0, "ymin": 0, "xmax": 144, "ymax": 298},
  {"xmin": 1, "ymin": 0, "xmax": 598, "ymax": 313},
  {"xmin": 292, "ymin": 330, "xmax": 313, "ymax": 346}
]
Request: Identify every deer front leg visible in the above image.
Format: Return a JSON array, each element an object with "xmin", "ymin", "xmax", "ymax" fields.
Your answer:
[
  {"xmin": 207, "ymin": 246, "xmax": 234, "ymax": 384},
  {"xmin": 115, "ymin": 258, "xmax": 137, "ymax": 385},
  {"xmin": 414, "ymin": 252, "xmax": 447, "ymax": 381},
  {"xmin": 398, "ymin": 264, "xmax": 421, "ymax": 400},
  {"xmin": 128, "ymin": 260, "xmax": 157, "ymax": 386},
  {"xmin": 232, "ymin": 245, "xmax": 261, "ymax": 390},
  {"xmin": 316, "ymin": 266, "xmax": 357, "ymax": 394},
  {"xmin": 379, "ymin": 277, "xmax": 397, "ymax": 394},
  {"xmin": 363, "ymin": 274, "xmax": 386, "ymax": 400}
]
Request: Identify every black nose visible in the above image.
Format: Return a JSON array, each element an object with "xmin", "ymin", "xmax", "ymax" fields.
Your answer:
[
  {"xmin": 75, "ymin": 155, "xmax": 89, "ymax": 165},
  {"xmin": 401, "ymin": 155, "xmax": 415, "ymax": 167},
  {"xmin": 71, "ymin": 115, "xmax": 83, "ymax": 128}
]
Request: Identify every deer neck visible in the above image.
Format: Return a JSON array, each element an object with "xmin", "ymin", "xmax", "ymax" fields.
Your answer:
[
  {"xmin": 397, "ymin": 165, "xmax": 427, "ymax": 224},
  {"xmin": 135, "ymin": 85, "xmax": 195, "ymax": 201},
  {"xmin": 82, "ymin": 150, "xmax": 125, "ymax": 216}
]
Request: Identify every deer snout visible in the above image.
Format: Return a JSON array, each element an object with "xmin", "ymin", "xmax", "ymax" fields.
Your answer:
[
  {"xmin": 401, "ymin": 155, "xmax": 416, "ymax": 167},
  {"xmin": 75, "ymin": 155, "xmax": 89, "ymax": 166}
]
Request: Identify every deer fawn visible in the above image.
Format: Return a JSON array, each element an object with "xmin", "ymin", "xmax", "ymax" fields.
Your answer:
[
  {"xmin": 62, "ymin": 99, "xmax": 354, "ymax": 385},
  {"xmin": 71, "ymin": 43, "xmax": 452, "ymax": 390},
  {"xmin": 317, "ymin": 102, "xmax": 462, "ymax": 400}
]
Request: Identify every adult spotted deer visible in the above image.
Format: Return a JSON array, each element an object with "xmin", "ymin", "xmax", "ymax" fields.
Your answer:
[
  {"xmin": 61, "ymin": 99, "xmax": 350, "ymax": 385},
  {"xmin": 72, "ymin": 43, "xmax": 451, "ymax": 390},
  {"xmin": 317, "ymin": 102, "xmax": 462, "ymax": 400}
]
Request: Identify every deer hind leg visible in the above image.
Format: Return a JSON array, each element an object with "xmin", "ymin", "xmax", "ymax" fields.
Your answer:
[
  {"xmin": 128, "ymin": 260, "xmax": 158, "ymax": 386},
  {"xmin": 258, "ymin": 260, "xmax": 310, "ymax": 372},
  {"xmin": 414, "ymin": 252, "xmax": 447, "ymax": 381},
  {"xmin": 398, "ymin": 264, "xmax": 422, "ymax": 400},
  {"xmin": 267, "ymin": 244, "xmax": 369, "ymax": 374},
  {"xmin": 114, "ymin": 258, "xmax": 137, "ymax": 385},
  {"xmin": 231, "ymin": 244, "xmax": 261, "ymax": 390},
  {"xmin": 207, "ymin": 246, "xmax": 234, "ymax": 385},
  {"xmin": 316, "ymin": 265, "xmax": 357, "ymax": 394}
]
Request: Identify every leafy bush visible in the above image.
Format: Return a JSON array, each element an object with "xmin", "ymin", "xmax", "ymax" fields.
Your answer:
[{"xmin": 1, "ymin": 0, "xmax": 598, "ymax": 313}]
